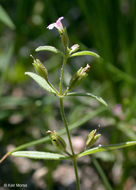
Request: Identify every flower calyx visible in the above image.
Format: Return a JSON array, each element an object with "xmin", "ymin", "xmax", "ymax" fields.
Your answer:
[
  {"xmin": 46, "ymin": 130, "xmax": 67, "ymax": 152},
  {"xmin": 68, "ymin": 64, "xmax": 90, "ymax": 91},
  {"xmin": 31, "ymin": 55, "xmax": 48, "ymax": 81},
  {"xmin": 86, "ymin": 125, "xmax": 101, "ymax": 149}
]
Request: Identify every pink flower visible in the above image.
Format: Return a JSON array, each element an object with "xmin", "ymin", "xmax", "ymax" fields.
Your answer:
[
  {"xmin": 47, "ymin": 17, "xmax": 64, "ymax": 32},
  {"xmin": 113, "ymin": 104, "xmax": 124, "ymax": 120}
]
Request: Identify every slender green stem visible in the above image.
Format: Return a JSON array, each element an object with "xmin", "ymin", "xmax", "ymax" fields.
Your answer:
[
  {"xmin": 73, "ymin": 158, "xmax": 80, "ymax": 190},
  {"xmin": 59, "ymin": 98, "xmax": 80, "ymax": 190},
  {"xmin": 59, "ymin": 55, "xmax": 80, "ymax": 189},
  {"xmin": 63, "ymin": 87, "xmax": 69, "ymax": 95},
  {"xmin": 47, "ymin": 81, "xmax": 59, "ymax": 95},
  {"xmin": 59, "ymin": 98, "xmax": 74, "ymax": 155},
  {"xmin": 59, "ymin": 55, "xmax": 74, "ymax": 154}
]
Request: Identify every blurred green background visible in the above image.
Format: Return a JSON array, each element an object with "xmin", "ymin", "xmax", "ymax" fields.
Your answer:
[{"xmin": 0, "ymin": 0, "xmax": 136, "ymax": 190}]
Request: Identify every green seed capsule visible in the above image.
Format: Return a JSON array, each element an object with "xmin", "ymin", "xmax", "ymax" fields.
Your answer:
[
  {"xmin": 31, "ymin": 55, "xmax": 48, "ymax": 81},
  {"xmin": 68, "ymin": 64, "xmax": 90, "ymax": 91},
  {"xmin": 46, "ymin": 130, "xmax": 66, "ymax": 152},
  {"xmin": 86, "ymin": 129, "xmax": 101, "ymax": 149}
]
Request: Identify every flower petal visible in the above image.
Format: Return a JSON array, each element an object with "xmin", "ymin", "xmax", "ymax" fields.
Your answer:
[
  {"xmin": 47, "ymin": 23, "xmax": 56, "ymax": 30},
  {"xmin": 56, "ymin": 17, "xmax": 64, "ymax": 31}
]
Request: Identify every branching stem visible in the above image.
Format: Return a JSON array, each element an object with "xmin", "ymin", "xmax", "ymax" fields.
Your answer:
[{"xmin": 59, "ymin": 56, "xmax": 80, "ymax": 190}]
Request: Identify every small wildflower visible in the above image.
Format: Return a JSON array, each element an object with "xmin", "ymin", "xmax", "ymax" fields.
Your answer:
[
  {"xmin": 47, "ymin": 17, "xmax": 68, "ymax": 49},
  {"xmin": 113, "ymin": 104, "xmax": 124, "ymax": 120},
  {"xmin": 47, "ymin": 17, "xmax": 64, "ymax": 32}
]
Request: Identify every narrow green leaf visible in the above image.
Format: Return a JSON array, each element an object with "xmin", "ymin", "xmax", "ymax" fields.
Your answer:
[
  {"xmin": 67, "ymin": 92, "xmax": 107, "ymax": 106},
  {"xmin": 35, "ymin": 46, "xmax": 60, "ymax": 54},
  {"xmin": 0, "ymin": 96, "xmax": 30, "ymax": 107},
  {"xmin": 12, "ymin": 151, "xmax": 68, "ymax": 160},
  {"xmin": 118, "ymin": 122, "xmax": 136, "ymax": 139},
  {"xmin": 25, "ymin": 72, "xmax": 56, "ymax": 94},
  {"xmin": 77, "ymin": 141, "xmax": 136, "ymax": 158},
  {"xmin": 0, "ymin": 6, "xmax": 15, "ymax": 29},
  {"xmin": 70, "ymin": 51, "xmax": 100, "ymax": 58},
  {"xmin": 107, "ymin": 64, "xmax": 136, "ymax": 84}
]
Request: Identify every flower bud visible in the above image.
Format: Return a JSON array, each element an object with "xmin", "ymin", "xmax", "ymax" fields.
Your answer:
[
  {"xmin": 46, "ymin": 130, "xmax": 66, "ymax": 152},
  {"xmin": 68, "ymin": 64, "xmax": 90, "ymax": 91},
  {"xmin": 86, "ymin": 129, "xmax": 101, "ymax": 149},
  {"xmin": 70, "ymin": 44, "xmax": 79, "ymax": 54},
  {"xmin": 31, "ymin": 55, "xmax": 48, "ymax": 81}
]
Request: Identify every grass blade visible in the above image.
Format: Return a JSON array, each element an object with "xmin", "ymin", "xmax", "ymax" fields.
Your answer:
[
  {"xmin": 0, "ymin": 45, "xmax": 14, "ymax": 96},
  {"xmin": 0, "ymin": 5, "xmax": 15, "ymax": 29},
  {"xmin": 92, "ymin": 157, "xmax": 113, "ymax": 190},
  {"xmin": 107, "ymin": 64, "xmax": 136, "ymax": 84}
]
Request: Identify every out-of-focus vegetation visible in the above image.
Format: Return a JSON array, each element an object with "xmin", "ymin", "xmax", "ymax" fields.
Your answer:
[{"xmin": 0, "ymin": 1, "xmax": 136, "ymax": 190}]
